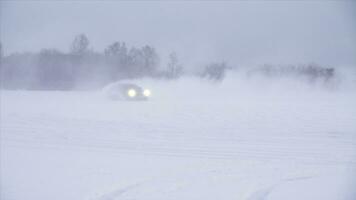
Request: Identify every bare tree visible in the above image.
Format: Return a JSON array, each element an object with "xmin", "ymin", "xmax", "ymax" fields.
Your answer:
[
  {"xmin": 167, "ymin": 52, "xmax": 183, "ymax": 79},
  {"xmin": 70, "ymin": 34, "xmax": 89, "ymax": 55},
  {"xmin": 104, "ymin": 42, "xmax": 129, "ymax": 80},
  {"xmin": 126, "ymin": 45, "xmax": 159, "ymax": 78},
  {"xmin": 141, "ymin": 45, "xmax": 159, "ymax": 76},
  {"xmin": 201, "ymin": 62, "xmax": 227, "ymax": 82},
  {"xmin": 37, "ymin": 49, "xmax": 74, "ymax": 89}
]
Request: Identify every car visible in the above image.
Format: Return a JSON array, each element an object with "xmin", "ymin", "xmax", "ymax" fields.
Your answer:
[{"xmin": 105, "ymin": 82, "xmax": 151, "ymax": 101}]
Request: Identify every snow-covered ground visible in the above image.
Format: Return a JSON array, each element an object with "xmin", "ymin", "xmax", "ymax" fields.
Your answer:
[{"xmin": 1, "ymin": 74, "xmax": 356, "ymax": 200}]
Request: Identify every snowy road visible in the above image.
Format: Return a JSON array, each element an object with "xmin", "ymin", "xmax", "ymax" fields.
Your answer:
[{"xmin": 1, "ymin": 79, "xmax": 356, "ymax": 200}]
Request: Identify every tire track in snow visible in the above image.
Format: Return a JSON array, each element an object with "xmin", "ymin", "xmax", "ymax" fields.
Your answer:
[
  {"xmin": 92, "ymin": 182, "xmax": 144, "ymax": 200},
  {"xmin": 2, "ymin": 113, "xmax": 356, "ymax": 164},
  {"xmin": 246, "ymin": 176, "xmax": 315, "ymax": 200}
]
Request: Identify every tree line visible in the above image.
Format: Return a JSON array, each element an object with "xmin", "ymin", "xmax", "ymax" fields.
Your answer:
[
  {"xmin": 0, "ymin": 34, "xmax": 228, "ymax": 90},
  {"xmin": 1, "ymin": 34, "xmax": 334, "ymax": 90},
  {"xmin": 247, "ymin": 63, "xmax": 335, "ymax": 83}
]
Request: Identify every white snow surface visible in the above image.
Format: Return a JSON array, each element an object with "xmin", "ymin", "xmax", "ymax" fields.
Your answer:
[{"xmin": 1, "ymin": 74, "xmax": 356, "ymax": 200}]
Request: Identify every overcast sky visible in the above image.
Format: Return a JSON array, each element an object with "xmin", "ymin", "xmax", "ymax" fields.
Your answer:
[{"xmin": 1, "ymin": 1, "xmax": 355, "ymax": 67}]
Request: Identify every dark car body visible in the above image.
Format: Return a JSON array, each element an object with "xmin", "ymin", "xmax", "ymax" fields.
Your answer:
[{"xmin": 106, "ymin": 83, "xmax": 150, "ymax": 101}]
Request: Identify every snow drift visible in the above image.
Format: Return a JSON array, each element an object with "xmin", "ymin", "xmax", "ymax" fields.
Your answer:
[{"xmin": 1, "ymin": 69, "xmax": 356, "ymax": 200}]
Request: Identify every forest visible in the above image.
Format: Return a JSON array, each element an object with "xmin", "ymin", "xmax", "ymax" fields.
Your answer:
[{"xmin": 0, "ymin": 34, "xmax": 334, "ymax": 90}]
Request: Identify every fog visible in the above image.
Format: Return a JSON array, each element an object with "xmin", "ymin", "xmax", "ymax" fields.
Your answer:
[
  {"xmin": 1, "ymin": 1, "xmax": 356, "ymax": 67},
  {"xmin": 1, "ymin": 1, "xmax": 356, "ymax": 90},
  {"xmin": 1, "ymin": 1, "xmax": 356, "ymax": 200}
]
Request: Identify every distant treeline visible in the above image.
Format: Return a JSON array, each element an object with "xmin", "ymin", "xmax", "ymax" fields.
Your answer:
[
  {"xmin": 0, "ymin": 34, "xmax": 227, "ymax": 90},
  {"xmin": 247, "ymin": 64, "xmax": 335, "ymax": 83},
  {"xmin": 0, "ymin": 34, "xmax": 335, "ymax": 90}
]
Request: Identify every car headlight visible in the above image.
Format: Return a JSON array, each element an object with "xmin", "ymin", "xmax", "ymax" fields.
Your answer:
[
  {"xmin": 127, "ymin": 89, "xmax": 137, "ymax": 97},
  {"xmin": 143, "ymin": 89, "xmax": 151, "ymax": 97}
]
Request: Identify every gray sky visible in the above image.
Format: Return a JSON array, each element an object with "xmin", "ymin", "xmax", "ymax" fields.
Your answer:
[{"xmin": 1, "ymin": 1, "xmax": 355, "ymax": 67}]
